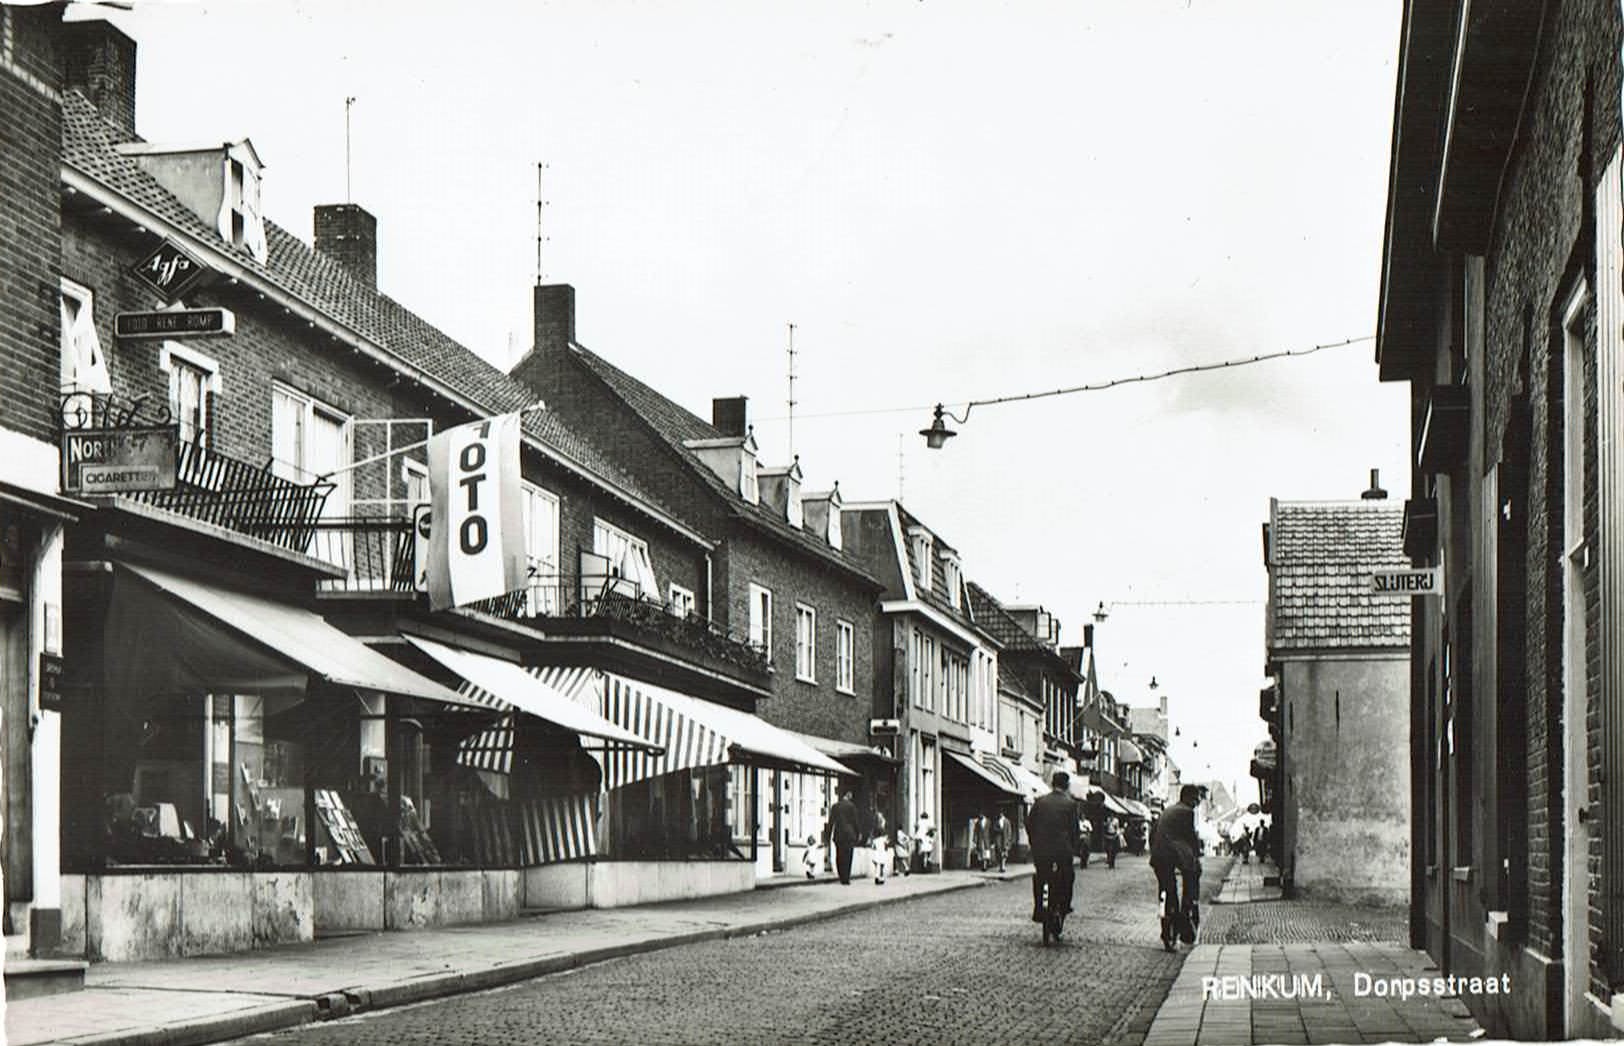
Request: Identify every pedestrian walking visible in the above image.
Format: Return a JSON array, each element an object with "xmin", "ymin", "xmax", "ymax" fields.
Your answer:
[
  {"xmin": 915, "ymin": 811, "xmax": 936, "ymax": 873},
  {"xmin": 970, "ymin": 812, "xmax": 989, "ymax": 871},
  {"xmin": 990, "ymin": 809, "xmax": 1011, "ymax": 872},
  {"xmin": 828, "ymin": 787, "xmax": 861, "ymax": 885},
  {"xmin": 1104, "ymin": 816, "xmax": 1122, "ymax": 869},
  {"xmin": 871, "ymin": 809, "xmax": 889, "ymax": 884}
]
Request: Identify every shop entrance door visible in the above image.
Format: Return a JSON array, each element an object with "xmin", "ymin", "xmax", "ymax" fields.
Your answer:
[{"xmin": 1, "ymin": 600, "xmax": 31, "ymax": 929}]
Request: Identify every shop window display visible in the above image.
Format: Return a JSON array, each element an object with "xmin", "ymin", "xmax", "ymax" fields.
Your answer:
[{"xmin": 601, "ymin": 764, "xmax": 744, "ymax": 860}]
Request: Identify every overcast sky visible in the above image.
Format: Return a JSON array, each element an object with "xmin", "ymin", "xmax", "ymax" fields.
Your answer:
[{"xmin": 94, "ymin": 0, "xmax": 1409, "ymax": 797}]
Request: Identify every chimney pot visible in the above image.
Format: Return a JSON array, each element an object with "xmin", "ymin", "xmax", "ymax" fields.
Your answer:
[
  {"xmin": 1083, "ymin": 623, "xmax": 1094, "ymax": 648},
  {"xmin": 712, "ymin": 397, "xmax": 748, "ymax": 437},
  {"xmin": 313, "ymin": 203, "xmax": 378, "ymax": 288},
  {"xmin": 1361, "ymin": 468, "xmax": 1388, "ymax": 500},
  {"xmin": 63, "ymin": 20, "xmax": 137, "ymax": 139}
]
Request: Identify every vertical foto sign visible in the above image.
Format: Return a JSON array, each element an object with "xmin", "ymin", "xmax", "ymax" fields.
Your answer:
[{"xmin": 426, "ymin": 414, "xmax": 526, "ymax": 611}]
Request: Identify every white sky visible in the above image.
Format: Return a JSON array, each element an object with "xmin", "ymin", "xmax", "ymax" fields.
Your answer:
[{"xmin": 95, "ymin": 0, "xmax": 1409, "ymax": 795}]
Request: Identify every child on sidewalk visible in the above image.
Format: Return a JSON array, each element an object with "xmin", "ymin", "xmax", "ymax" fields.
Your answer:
[{"xmin": 801, "ymin": 834, "xmax": 823, "ymax": 879}]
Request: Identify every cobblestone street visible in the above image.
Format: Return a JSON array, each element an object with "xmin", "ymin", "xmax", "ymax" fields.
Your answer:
[{"xmin": 226, "ymin": 860, "xmax": 1208, "ymax": 1046}]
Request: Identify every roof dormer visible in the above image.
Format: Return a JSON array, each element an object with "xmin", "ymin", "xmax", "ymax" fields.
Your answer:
[
  {"xmin": 758, "ymin": 458, "xmax": 804, "ymax": 527},
  {"xmin": 941, "ymin": 547, "xmax": 962, "ymax": 609},
  {"xmin": 118, "ymin": 138, "xmax": 268, "ymax": 265},
  {"xmin": 684, "ymin": 428, "xmax": 760, "ymax": 504},
  {"xmin": 906, "ymin": 525, "xmax": 934, "ymax": 593},
  {"xmin": 803, "ymin": 483, "xmax": 844, "ymax": 550}
]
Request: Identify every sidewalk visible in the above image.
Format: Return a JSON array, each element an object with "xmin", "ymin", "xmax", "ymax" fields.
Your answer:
[
  {"xmin": 1140, "ymin": 859, "xmax": 1481, "ymax": 1045},
  {"xmin": 1211, "ymin": 854, "xmax": 1283, "ymax": 905},
  {"xmin": 6, "ymin": 868, "xmax": 1025, "ymax": 1046}
]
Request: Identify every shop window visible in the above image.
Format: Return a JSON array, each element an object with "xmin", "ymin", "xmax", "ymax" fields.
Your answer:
[
  {"xmin": 600, "ymin": 764, "xmax": 746, "ymax": 861},
  {"xmin": 99, "ymin": 692, "xmax": 308, "ymax": 868}
]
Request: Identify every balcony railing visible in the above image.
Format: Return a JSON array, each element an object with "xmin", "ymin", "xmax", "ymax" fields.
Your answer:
[
  {"xmin": 128, "ymin": 439, "xmax": 334, "ymax": 554},
  {"xmin": 311, "ymin": 517, "xmax": 417, "ymax": 593}
]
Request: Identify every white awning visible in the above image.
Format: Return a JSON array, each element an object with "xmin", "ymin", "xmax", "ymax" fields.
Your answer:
[
  {"xmin": 983, "ymin": 754, "xmax": 1046, "ymax": 800},
  {"xmin": 120, "ymin": 562, "xmax": 464, "ymax": 705},
  {"xmin": 404, "ymin": 636, "xmax": 660, "ymax": 752},
  {"xmin": 595, "ymin": 673, "xmax": 850, "ymax": 789}
]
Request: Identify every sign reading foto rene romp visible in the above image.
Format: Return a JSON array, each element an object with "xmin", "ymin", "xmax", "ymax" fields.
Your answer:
[
  {"xmin": 1370, "ymin": 566, "xmax": 1443, "ymax": 596},
  {"xmin": 115, "ymin": 308, "xmax": 235, "ymax": 339}
]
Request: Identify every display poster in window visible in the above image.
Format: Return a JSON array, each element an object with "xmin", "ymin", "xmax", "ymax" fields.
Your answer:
[{"xmin": 425, "ymin": 413, "xmax": 525, "ymax": 610}]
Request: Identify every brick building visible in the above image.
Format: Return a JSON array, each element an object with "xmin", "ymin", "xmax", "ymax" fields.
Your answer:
[
  {"xmin": 3, "ymin": 13, "xmax": 849, "ymax": 969},
  {"xmin": 1377, "ymin": 0, "xmax": 1624, "ymax": 1035},
  {"xmin": 511, "ymin": 295, "xmax": 890, "ymax": 876},
  {"xmin": 1260, "ymin": 491, "xmax": 1410, "ymax": 906}
]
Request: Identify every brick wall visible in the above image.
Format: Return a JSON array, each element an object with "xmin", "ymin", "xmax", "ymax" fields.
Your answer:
[
  {"xmin": 722, "ymin": 530, "xmax": 875, "ymax": 745},
  {"xmin": 1477, "ymin": 0, "xmax": 1621, "ymax": 1000},
  {"xmin": 0, "ymin": 6, "xmax": 63, "ymax": 448}
]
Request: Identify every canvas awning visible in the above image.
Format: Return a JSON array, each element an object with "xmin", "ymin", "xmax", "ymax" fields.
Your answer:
[
  {"xmin": 404, "ymin": 636, "xmax": 661, "ymax": 753},
  {"xmin": 979, "ymin": 754, "xmax": 1046, "ymax": 800},
  {"xmin": 1084, "ymin": 787, "xmax": 1133, "ymax": 817},
  {"xmin": 785, "ymin": 729, "xmax": 899, "ymax": 775},
  {"xmin": 595, "ymin": 672, "xmax": 849, "ymax": 789},
  {"xmin": 944, "ymin": 750, "xmax": 1024, "ymax": 798},
  {"xmin": 1121, "ymin": 798, "xmax": 1153, "ymax": 820},
  {"xmin": 1117, "ymin": 739, "xmax": 1144, "ymax": 765},
  {"xmin": 110, "ymin": 561, "xmax": 464, "ymax": 705}
]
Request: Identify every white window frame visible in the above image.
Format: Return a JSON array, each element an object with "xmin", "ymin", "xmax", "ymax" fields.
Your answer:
[
  {"xmin": 522, "ymin": 482, "xmax": 562, "ymax": 615},
  {"xmin": 60, "ymin": 277, "xmax": 111, "ymax": 394},
  {"xmin": 592, "ymin": 517, "xmax": 657, "ymax": 599},
  {"xmin": 794, "ymin": 603, "xmax": 817, "ymax": 683},
  {"xmin": 827, "ymin": 506, "xmax": 843, "ymax": 550},
  {"xmin": 748, "ymin": 583, "xmax": 773, "ymax": 655},
  {"xmin": 836, "ymin": 620, "xmax": 855, "ymax": 694},
  {"xmin": 910, "ymin": 531, "xmax": 934, "ymax": 592},
  {"xmin": 943, "ymin": 556, "xmax": 961, "ymax": 609},
  {"xmin": 271, "ymin": 382, "xmax": 352, "ymax": 502},
  {"xmin": 159, "ymin": 341, "xmax": 221, "ymax": 448},
  {"xmin": 668, "ymin": 582, "xmax": 696, "ymax": 619},
  {"xmin": 740, "ymin": 452, "xmax": 760, "ymax": 504}
]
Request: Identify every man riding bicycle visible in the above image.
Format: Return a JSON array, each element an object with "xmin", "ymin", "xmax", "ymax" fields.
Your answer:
[
  {"xmin": 1150, "ymin": 784, "xmax": 1203, "ymax": 946},
  {"xmin": 1026, "ymin": 771, "xmax": 1081, "ymax": 927}
]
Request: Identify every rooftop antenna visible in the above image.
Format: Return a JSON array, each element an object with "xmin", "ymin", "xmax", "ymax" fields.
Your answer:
[
  {"xmin": 786, "ymin": 323, "xmax": 797, "ymax": 458},
  {"xmin": 536, "ymin": 162, "xmax": 549, "ymax": 285},
  {"xmin": 344, "ymin": 97, "xmax": 356, "ymax": 202},
  {"xmin": 896, "ymin": 433, "xmax": 905, "ymax": 501}
]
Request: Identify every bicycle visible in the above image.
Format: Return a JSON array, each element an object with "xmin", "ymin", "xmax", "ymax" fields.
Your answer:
[
  {"xmin": 1157, "ymin": 870, "xmax": 1200, "ymax": 952},
  {"xmin": 1035, "ymin": 859, "xmax": 1070, "ymax": 945}
]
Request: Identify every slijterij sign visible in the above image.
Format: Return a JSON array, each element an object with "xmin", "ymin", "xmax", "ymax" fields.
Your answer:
[{"xmin": 1370, "ymin": 567, "xmax": 1443, "ymax": 596}]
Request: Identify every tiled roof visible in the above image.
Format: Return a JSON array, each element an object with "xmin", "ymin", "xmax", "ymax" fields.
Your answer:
[
  {"xmin": 888, "ymin": 503, "xmax": 981, "ymax": 627},
  {"xmin": 565, "ymin": 344, "xmax": 882, "ymax": 585},
  {"xmin": 60, "ymin": 91, "xmax": 681, "ymax": 531},
  {"xmin": 996, "ymin": 662, "xmax": 1030, "ymax": 697},
  {"xmin": 1267, "ymin": 500, "xmax": 1411, "ymax": 652},
  {"xmin": 965, "ymin": 582, "xmax": 1043, "ymax": 651}
]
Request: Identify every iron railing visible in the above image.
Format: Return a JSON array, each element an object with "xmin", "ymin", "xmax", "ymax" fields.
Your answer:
[
  {"xmin": 128, "ymin": 439, "xmax": 334, "ymax": 553},
  {"xmin": 311, "ymin": 517, "xmax": 417, "ymax": 593}
]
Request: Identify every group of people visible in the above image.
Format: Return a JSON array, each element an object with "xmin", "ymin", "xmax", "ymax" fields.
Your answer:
[
  {"xmin": 802, "ymin": 789, "xmax": 942, "ymax": 886},
  {"xmin": 1025, "ymin": 773, "xmax": 1204, "ymax": 944},
  {"xmin": 1226, "ymin": 803, "xmax": 1270, "ymax": 864}
]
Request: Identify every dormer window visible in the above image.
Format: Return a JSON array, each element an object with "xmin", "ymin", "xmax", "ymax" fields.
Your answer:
[
  {"xmin": 942, "ymin": 552, "xmax": 962, "ymax": 609},
  {"xmin": 758, "ymin": 460, "xmax": 804, "ymax": 526},
  {"xmin": 223, "ymin": 143, "xmax": 267, "ymax": 263},
  {"xmin": 908, "ymin": 527, "xmax": 933, "ymax": 592}
]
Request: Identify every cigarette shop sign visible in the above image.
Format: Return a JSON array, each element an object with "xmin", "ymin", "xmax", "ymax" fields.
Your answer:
[{"xmin": 1370, "ymin": 567, "xmax": 1443, "ymax": 597}]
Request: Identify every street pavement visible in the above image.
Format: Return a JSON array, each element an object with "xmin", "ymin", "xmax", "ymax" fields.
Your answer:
[{"xmin": 218, "ymin": 858, "xmax": 1192, "ymax": 1046}]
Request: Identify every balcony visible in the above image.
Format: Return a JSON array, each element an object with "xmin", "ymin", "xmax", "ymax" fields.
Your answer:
[
  {"xmin": 309, "ymin": 519, "xmax": 771, "ymax": 696},
  {"xmin": 124, "ymin": 440, "xmax": 334, "ymax": 554}
]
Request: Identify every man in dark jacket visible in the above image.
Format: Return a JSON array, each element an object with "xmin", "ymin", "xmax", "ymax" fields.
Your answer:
[
  {"xmin": 1150, "ymin": 784, "xmax": 1203, "ymax": 942},
  {"xmin": 1025, "ymin": 771, "xmax": 1081, "ymax": 922},
  {"xmin": 827, "ymin": 787, "xmax": 862, "ymax": 885}
]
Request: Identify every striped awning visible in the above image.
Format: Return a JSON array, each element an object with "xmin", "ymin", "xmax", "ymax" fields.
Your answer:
[
  {"xmin": 517, "ymin": 794, "xmax": 598, "ymax": 864},
  {"xmin": 595, "ymin": 673, "xmax": 849, "ymax": 789},
  {"xmin": 944, "ymin": 750, "xmax": 1023, "ymax": 798},
  {"xmin": 981, "ymin": 754, "xmax": 1045, "ymax": 800}
]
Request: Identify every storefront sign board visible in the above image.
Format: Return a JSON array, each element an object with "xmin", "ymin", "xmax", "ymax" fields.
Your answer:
[
  {"xmin": 61, "ymin": 425, "xmax": 178, "ymax": 494},
  {"xmin": 38, "ymin": 652, "xmax": 63, "ymax": 711},
  {"xmin": 115, "ymin": 308, "xmax": 235, "ymax": 339},
  {"xmin": 1369, "ymin": 566, "xmax": 1443, "ymax": 596},
  {"xmin": 131, "ymin": 240, "xmax": 207, "ymax": 302},
  {"xmin": 425, "ymin": 414, "xmax": 525, "ymax": 611}
]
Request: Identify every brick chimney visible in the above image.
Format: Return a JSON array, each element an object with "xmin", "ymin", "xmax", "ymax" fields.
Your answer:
[
  {"xmin": 62, "ymin": 19, "xmax": 137, "ymax": 139},
  {"xmin": 712, "ymin": 397, "xmax": 748, "ymax": 438},
  {"xmin": 533, "ymin": 284, "xmax": 576, "ymax": 356},
  {"xmin": 313, "ymin": 204, "xmax": 377, "ymax": 288}
]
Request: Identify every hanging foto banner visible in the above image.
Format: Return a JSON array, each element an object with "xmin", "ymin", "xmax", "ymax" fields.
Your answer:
[{"xmin": 426, "ymin": 413, "xmax": 526, "ymax": 611}]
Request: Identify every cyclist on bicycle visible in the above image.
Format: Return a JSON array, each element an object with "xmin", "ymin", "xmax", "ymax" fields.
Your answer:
[
  {"xmin": 1026, "ymin": 771, "xmax": 1081, "ymax": 924},
  {"xmin": 1150, "ymin": 784, "xmax": 1203, "ymax": 944}
]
